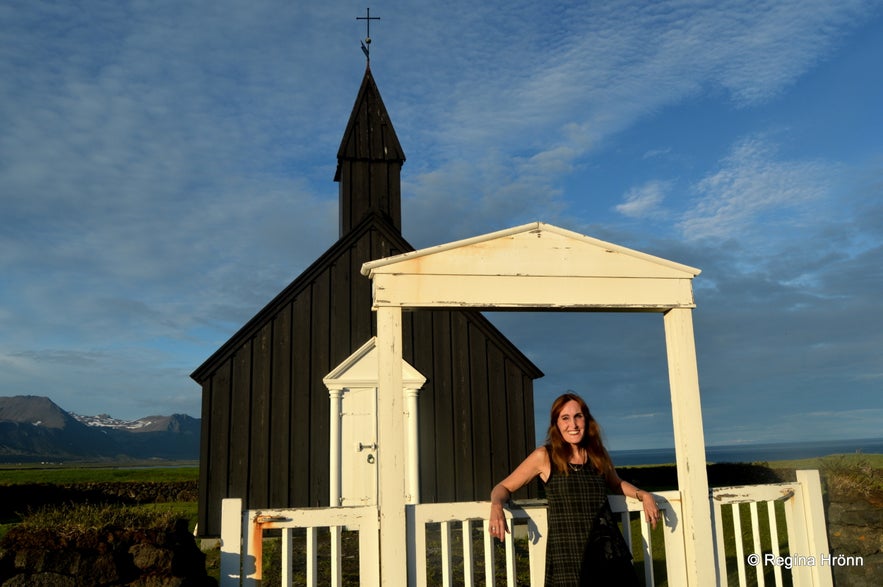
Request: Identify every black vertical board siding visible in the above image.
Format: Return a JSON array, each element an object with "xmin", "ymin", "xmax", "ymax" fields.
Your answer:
[
  {"xmin": 487, "ymin": 342, "xmax": 510, "ymax": 490},
  {"xmin": 249, "ymin": 323, "xmax": 272, "ymax": 508},
  {"xmin": 197, "ymin": 381, "xmax": 212, "ymax": 533},
  {"xmin": 310, "ymin": 272, "xmax": 331, "ymax": 507},
  {"xmin": 412, "ymin": 311, "xmax": 437, "ymax": 503},
  {"xmin": 229, "ymin": 343, "xmax": 252, "ymax": 501},
  {"xmin": 269, "ymin": 304, "xmax": 292, "ymax": 507},
  {"xmin": 469, "ymin": 323, "xmax": 492, "ymax": 495},
  {"xmin": 522, "ymin": 372, "xmax": 538, "ymax": 498},
  {"xmin": 351, "ymin": 237, "xmax": 373, "ymax": 340},
  {"xmin": 350, "ymin": 163, "xmax": 369, "ymax": 231},
  {"xmin": 338, "ymin": 169, "xmax": 350, "ymax": 238},
  {"xmin": 330, "ymin": 253, "xmax": 352, "ymax": 363},
  {"xmin": 290, "ymin": 292, "xmax": 312, "ymax": 506},
  {"xmin": 505, "ymin": 358, "xmax": 528, "ymax": 467},
  {"xmin": 450, "ymin": 312, "xmax": 474, "ymax": 500},
  {"xmin": 430, "ymin": 311, "xmax": 454, "ymax": 502},
  {"xmin": 204, "ymin": 363, "xmax": 232, "ymax": 535}
]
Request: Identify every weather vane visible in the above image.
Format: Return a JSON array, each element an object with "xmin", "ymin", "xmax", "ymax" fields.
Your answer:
[{"xmin": 356, "ymin": 7, "xmax": 380, "ymax": 63}]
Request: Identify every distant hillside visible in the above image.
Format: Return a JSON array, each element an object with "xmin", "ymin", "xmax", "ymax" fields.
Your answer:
[{"xmin": 0, "ymin": 395, "xmax": 199, "ymax": 463}]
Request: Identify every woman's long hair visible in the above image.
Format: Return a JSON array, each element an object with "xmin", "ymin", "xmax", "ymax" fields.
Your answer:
[{"xmin": 545, "ymin": 392, "xmax": 614, "ymax": 476}]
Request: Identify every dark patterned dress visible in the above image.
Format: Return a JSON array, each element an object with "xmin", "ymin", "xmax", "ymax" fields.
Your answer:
[{"xmin": 543, "ymin": 456, "xmax": 639, "ymax": 586}]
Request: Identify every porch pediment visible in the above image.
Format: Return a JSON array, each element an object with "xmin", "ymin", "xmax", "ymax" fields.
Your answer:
[
  {"xmin": 323, "ymin": 336, "xmax": 426, "ymax": 390},
  {"xmin": 361, "ymin": 222, "xmax": 701, "ymax": 310}
]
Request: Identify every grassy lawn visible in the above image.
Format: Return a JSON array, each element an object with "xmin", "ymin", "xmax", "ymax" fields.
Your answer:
[{"xmin": 0, "ymin": 464, "xmax": 199, "ymax": 485}]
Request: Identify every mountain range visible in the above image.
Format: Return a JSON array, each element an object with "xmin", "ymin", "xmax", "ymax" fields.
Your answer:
[{"xmin": 0, "ymin": 395, "xmax": 200, "ymax": 463}]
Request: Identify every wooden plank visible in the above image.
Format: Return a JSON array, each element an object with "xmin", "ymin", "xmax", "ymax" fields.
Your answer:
[
  {"xmin": 269, "ymin": 303, "xmax": 292, "ymax": 507},
  {"xmin": 197, "ymin": 381, "xmax": 212, "ymax": 536},
  {"xmin": 469, "ymin": 324, "xmax": 492, "ymax": 496},
  {"xmin": 310, "ymin": 271, "xmax": 331, "ymax": 506},
  {"xmin": 504, "ymin": 359, "xmax": 526, "ymax": 466},
  {"xmin": 351, "ymin": 234, "xmax": 374, "ymax": 341},
  {"xmin": 431, "ymin": 311, "xmax": 455, "ymax": 503},
  {"xmin": 229, "ymin": 341, "xmax": 252, "ymax": 502},
  {"xmin": 412, "ymin": 311, "xmax": 437, "ymax": 503},
  {"xmin": 451, "ymin": 311, "xmax": 474, "ymax": 500},
  {"xmin": 523, "ymin": 374, "xmax": 536, "ymax": 498},
  {"xmin": 372, "ymin": 274, "xmax": 695, "ymax": 309},
  {"xmin": 329, "ymin": 249, "xmax": 351, "ymax": 365},
  {"xmin": 204, "ymin": 362, "xmax": 232, "ymax": 536},
  {"xmin": 290, "ymin": 291, "xmax": 312, "ymax": 507},
  {"xmin": 487, "ymin": 344, "xmax": 511, "ymax": 491},
  {"xmin": 248, "ymin": 322, "xmax": 272, "ymax": 508}
]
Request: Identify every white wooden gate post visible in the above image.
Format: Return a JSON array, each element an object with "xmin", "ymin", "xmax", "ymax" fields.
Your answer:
[
  {"xmin": 376, "ymin": 305, "xmax": 408, "ymax": 586},
  {"xmin": 664, "ymin": 308, "xmax": 716, "ymax": 586}
]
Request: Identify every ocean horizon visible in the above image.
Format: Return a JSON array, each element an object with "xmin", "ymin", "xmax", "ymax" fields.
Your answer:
[{"xmin": 610, "ymin": 437, "xmax": 883, "ymax": 466}]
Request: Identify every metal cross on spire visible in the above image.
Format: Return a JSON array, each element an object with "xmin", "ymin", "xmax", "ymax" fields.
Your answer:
[{"xmin": 356, "ymin": 7, "xmax": 380, "ymax": 63}]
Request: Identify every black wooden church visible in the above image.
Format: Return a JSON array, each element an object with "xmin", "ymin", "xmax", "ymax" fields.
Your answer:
[{"xmin": 192, "ymin": 66, "xmax": 542, "ymax": 536}]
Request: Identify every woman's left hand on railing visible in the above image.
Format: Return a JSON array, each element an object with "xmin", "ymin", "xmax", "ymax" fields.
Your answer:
[{"xmin": 489, "ymin": 503, "xmax": 509, "ymax": 541}]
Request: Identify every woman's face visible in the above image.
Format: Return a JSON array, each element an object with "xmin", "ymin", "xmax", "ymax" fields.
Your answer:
[{"xmin": 556, "ymin": 399, "xmax": 585, "ymax": 446}]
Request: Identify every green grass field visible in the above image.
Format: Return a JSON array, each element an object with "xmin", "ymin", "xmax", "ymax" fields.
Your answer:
[{"xmin": 0, "ymin": 464, "xmax": 199, "ymax": 485}]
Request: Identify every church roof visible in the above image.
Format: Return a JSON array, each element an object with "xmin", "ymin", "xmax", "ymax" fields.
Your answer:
[{"xmin": 334, "ymin": 66, "xmax": 405, "ymax": 181}]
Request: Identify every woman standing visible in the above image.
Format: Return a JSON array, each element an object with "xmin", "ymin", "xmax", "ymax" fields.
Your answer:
[{"xmin": 489, "ymin": 393, "xmax": 660, "ymax": 586}]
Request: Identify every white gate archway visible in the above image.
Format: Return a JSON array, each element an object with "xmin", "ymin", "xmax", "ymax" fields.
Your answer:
[{"xmin": 362, "ymin": 221, "xmax": 714, "ymax": 586}]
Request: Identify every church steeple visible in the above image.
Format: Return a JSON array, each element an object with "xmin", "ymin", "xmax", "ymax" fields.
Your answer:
[{"xmin": 335, "ymin": 66, "xmax": 406, "ymax": 237}]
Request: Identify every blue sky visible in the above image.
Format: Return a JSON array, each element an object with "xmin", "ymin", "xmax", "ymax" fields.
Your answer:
[{"xmin": 1, "ymin": 1, "xmax": 881, "ymax": 451}]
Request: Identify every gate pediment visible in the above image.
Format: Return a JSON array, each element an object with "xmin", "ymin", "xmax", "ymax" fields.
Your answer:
[{"xmin": 362, "ymin": 222, "xmax": 700, "ymax": 310}]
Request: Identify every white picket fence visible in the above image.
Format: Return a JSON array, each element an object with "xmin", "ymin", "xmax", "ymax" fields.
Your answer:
[{"xmin": 219, "ymin": 470, "xmax": 830, "ymax": 586}]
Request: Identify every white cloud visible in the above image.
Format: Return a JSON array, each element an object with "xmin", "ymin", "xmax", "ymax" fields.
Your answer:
[
  {"xmin": 616, "ymin": 181, "xmax": 671, "ymax": 219},
  {"xmin": 678, "ymin": 136, "xmax": 836, "ymax": 240}
]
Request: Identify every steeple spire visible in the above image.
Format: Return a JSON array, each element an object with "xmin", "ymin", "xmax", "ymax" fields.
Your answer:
[{"xmin": 335, "ymin": 67, "xmax": 406, "ymax": 237}]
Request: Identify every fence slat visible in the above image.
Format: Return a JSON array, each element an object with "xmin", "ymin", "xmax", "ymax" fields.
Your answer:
[
  {"xmin": 330, "ymin": 526, "xmax": 342, "ymax": 587},
  {"xmin": 306, "ymin": 526, "xmax": 317, "ymax": 587},
  {"xmin": 461, "ymin": 520, "xmax": 475, "ymax": 587},
  {"xmin": 281, "ymin": 528, "xmax": 292, "ymax": 587},
  {"xmin": 767, "ymin": 500, "xmax": 784, "ymax": 587},
  {"xmin": 483, "ymin": 519, "xmax": 495, "ymax": 586},
  {"xmin": 640, "ymin": 512, "xmax": 655, "ymax": 586},
  {"xmin": 441, "ymin": 520, "xmax": 452, "ymax": 587},
  {"xmin": 750, "ymin": 502, "xmax": 764, "ymax": 587},
  {"xmin": 220, "ymin": 499, "xmax": 243, "ymax": 584},
  {"xmin": 733, "ymin": 503, "xmax": 747, "ymax": 587},
  {"xmin": 504, "ymin": 526, "xmax": 516, "ymax": 587}
]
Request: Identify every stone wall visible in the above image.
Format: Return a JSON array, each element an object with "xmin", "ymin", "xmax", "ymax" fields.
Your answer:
[
  {"xmin": 827, "ymin": 490, "xmax": 883, "ymax": 587},
  {"xmin": 0, "ymin": 519, "xmax": 215, "ymax": 586}
]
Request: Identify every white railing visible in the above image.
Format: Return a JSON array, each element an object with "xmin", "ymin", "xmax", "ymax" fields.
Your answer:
[
  {"xmin": 220, "ymin": 500, "xmax": 379, "ymax": 586},
  {"xmin": 407, "ymin": 492, "xmax": 685, "ymax": 587},
  {"xmin": 220, "ymin": 470, "xmax": 830, "ymax": 586},
  {"xmin": 711, "ymin": 470, "xmax": 832, "ymax": 587}
]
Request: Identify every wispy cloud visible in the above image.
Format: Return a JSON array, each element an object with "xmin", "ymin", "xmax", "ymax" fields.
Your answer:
[
  {"xmin": 615, "ymin": 181, "xmax": 671, "ymax": 219},
  {"xmin": 678, "ymin": 135, "xmax": 836, "ymax": 241}
]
